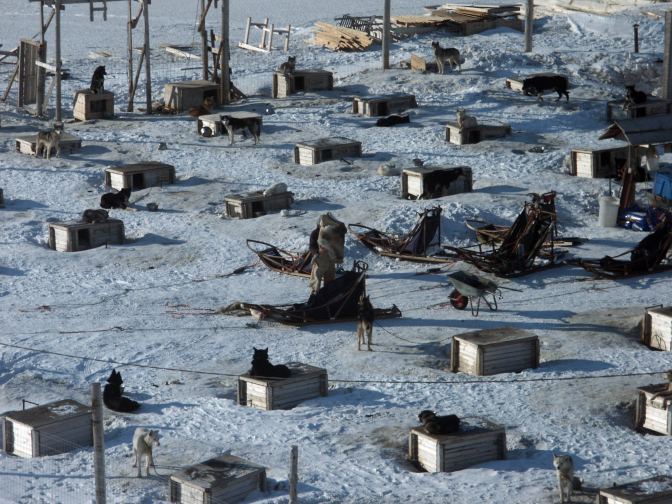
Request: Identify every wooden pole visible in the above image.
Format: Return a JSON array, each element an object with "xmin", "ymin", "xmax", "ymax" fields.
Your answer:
[
  {"xmin": 37, "ymin": 0, "xmax": 46, "ymax": 116},
  {"xmin": 200, "ymin": 0, "xmax": 208, "ymax": 80},
  {"xmin": 289, "ymin": 445, "xmax": 298, "ymax": 504},
  {"xmin": 126, "ymin": 0, "xmax": 134, "ymax": 111},
  {"xmin": 54, "ymin": 0, "xmax": 62, "ymax": 126},
  {"xmin": 524, "ymin": 0, "xmax": 533, "ymax": 53},
  {"xmin": 220, "ymin": 0, "xmax": 230, "ymax": 105},
  {"xmin": 382, "ymin": 0, "xmax": 391, "ymax": 70},
  {"xmin": 91, "ymin": 383, "xmax": 106, "ymax": 504},
  {"xmin": 664, "ymin": 11, "xmax": 672, "ymax": 101},
  {"xmin": 142, "ymin": 0, "xmax": 152, "ymax": 114}
]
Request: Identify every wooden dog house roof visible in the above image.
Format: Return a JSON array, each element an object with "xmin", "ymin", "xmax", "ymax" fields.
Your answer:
[
  {"xmin": 600, "ymin": 114, "xmax": 672, "ymax": 146},
  {"xmin": 3, "ymin": 400, "xmax": 91, "ymax": 428}
]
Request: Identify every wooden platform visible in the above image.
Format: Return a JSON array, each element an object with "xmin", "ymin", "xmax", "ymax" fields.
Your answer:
[
  {"xmin": 15, "ymin": 132, "xmax": 82, "ymax": 157},
  {"xmin": 598, "ymin": 475, "xmax": 672, "ymax": 503},
  {"xmin": 445, "ymin": 122, "xmax": 511, "ymax": 145}
]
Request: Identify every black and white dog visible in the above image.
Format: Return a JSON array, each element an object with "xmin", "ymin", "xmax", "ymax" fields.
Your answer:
[
  {"xmin": 222, "ymin": 116, "xmax": 261, "ymax": 145},
  {"xmin": 90, "ymin": 66, "xmax": 107, "ymax": 94},
  {"xmin": 100, "ymin": 188, "xmax": 131, "ymax": 210}
]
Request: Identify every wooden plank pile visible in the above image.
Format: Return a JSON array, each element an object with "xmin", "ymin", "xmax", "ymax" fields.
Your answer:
[
  {"xmin": 312, "ymin": 22, "xmax": 375, "ymax": 52},
  {"xmin": 431, "ymin": 4, "xmax": 522, "ymax": 19}
]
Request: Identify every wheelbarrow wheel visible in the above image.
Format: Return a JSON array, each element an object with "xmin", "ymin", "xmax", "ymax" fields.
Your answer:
[{"xmin": 449, "ymin": 289, "xmax": 469, "ymax": 310}]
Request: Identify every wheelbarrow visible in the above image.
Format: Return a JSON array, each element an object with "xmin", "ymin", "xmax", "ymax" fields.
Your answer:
[{"xmin": 447, "ymin": 270, "xmax": 520, "ymax": 316}]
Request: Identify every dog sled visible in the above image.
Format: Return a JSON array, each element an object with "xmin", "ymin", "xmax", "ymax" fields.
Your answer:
[
  {"xmin": 222, "ymin": 261, "xmax": 401, "ymax": 326},
  {"xmin": 444, "ymin": 192, "xmax": 565, "ymax": 277},
  {"xmin": 246, "ymin": 239, "xmax": 314, "ymax": 277},
  {"xmin": 348, "ymin": 207, "xmax": 455, "ymax": 264},
  {"xmin": 576, "ymin": 216, "xmax": 672, "ymax": 279}
]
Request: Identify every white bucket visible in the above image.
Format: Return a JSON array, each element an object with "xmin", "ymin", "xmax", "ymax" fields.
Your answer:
[{"xmin": 598, "ymin": 196, "xmax": 619, "ymax": 227}]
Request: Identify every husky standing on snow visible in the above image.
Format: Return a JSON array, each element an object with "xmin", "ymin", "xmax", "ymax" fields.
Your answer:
[
  {"xmin": 553, "ymin": 453, "xmax": 581, "ymax": 503},
  {"xmin": 431, "ymin": 41, "xmax": 461, "ymax": 74},
  {"xmin": 132, "ymin": 428, "xmax": 160, "ymax": 477}
]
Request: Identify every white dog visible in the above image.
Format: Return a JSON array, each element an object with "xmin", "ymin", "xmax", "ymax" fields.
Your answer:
[
  {"xmin": 553, "ymin": 453, "xmax": 580, "ymax": 503},
  {"xmin": 132, "ymin": 428, "xmax": 160, "ymax": 477}
]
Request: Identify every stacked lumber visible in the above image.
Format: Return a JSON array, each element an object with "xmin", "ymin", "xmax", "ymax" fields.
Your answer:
[
  {"xmin": 312, "ymin": 22, "xmax": 375, "ymax": 51},
  {"xmin": 391, "ymin": 15, "xmax": 451, "ymax": 27},
  {"xmin": 432, "ymin": 4, "xmax": 521, "ymax": 19}
]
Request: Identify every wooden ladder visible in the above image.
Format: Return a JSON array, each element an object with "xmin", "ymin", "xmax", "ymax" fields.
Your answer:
[{"xmin": 89, "ymin": 0, "xmax": 108, "ymax": 21}]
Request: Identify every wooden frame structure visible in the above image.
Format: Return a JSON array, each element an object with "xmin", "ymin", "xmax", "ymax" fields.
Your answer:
[
  {"xmin": 598, "ymin": 475, "xmax": 672, "ymax": 503},
  {"xmin": 239, "ymin": 17, "xmax": 291, "ymax": 53}
]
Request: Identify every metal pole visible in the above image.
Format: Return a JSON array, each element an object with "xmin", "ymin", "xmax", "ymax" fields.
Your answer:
[
  {"xmin": 126, "ymin": 0, "xmax": 134, "ymax": 112},
  {"xmin": 633, "ymin": 23, "xmax": 639, "ymax": 54},
  {"xmin": 54, "ymin": 0, "xmax": 62, "ymax": 126},
  {"xmin": 663, "ymin": 11, "xmax": 672, "ymax": 101},
  {"xmin": 524, "ymin": 0, "xmax": 533, "ymax": 53},
  {"xmin": 142, "ymin": 0, "xmax": 152, "ymax": 114},
  {"xmin": 220, "ymin": 0, "xmax": 230, "ymax": 105},
  {"xmin": 382, "ymin": 0, "xmax": 391, "ymax": 70},
  {"xmin": 289, "ymin": 445, "xmax": 298, "ymax": 504},
  {"xmin": 201, "ymin": 0, "xmax": 208, "ymax": 80},
  {"xmin": 91, "ymin": 383, "xmax": 106, "ymax": 504}
]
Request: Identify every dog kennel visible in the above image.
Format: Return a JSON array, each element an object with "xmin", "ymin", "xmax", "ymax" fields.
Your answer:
[
  {"xmin": 294, "ymin": 137, "xmax": 362, "ymax": 165},
  {"xmin": 169, "ymin": 454, "xmax": 267, "ymax": 503},
  {"xmin": 104, "ymin": 162, "xmax": 175, "ymax": 191},
  {"xmin": 598, "ymin": 475, "xmax": 672, "ymax": 504},
  {"xmin": 635, "ymin": 383, "xmax": 672, "ymax": 435},
  {"xmin": 163, "ymin": 80, "xmax": 220, "ymax": 113},
  {"xmin": 450, "ymin": 327, "xmax": 540, "ymax": 376},
  {"xmin": 401, "ymin": 166, "xmax": 473, "ymax": 200},
  {"xmin": 641, "ymin": 306, "xmax": 672, "ymax": 351},
  {"xmin": 224, "ymin": 190, "xmax": 294, "ymax": 219},
  {"xmin": 352, "ymin": 94, "xmax": 417, "ymax": 117},
  {"xmin": 569, "ymin": 145, "xmax": 630, "ymax": 178},
  {"xmin": 15, "ymin": 132, "xmax": 82, "ymax": 157},
  {"xmin": 48, "ymin": 219, "xmax": 124, "ymax": 252},
  {"xmin": 1, "ymin": 399, "xmax": 93, "ymax": 458},
  {"xmin": 272, "ymin": 70, "xmax": 333, "ymax": 98},
  {"xmin": 237, "ymin": 362, "xmax": 328, "ymax": 410},
  {"xmin": 73, "ymin": 89, "xmax": 114, "ymax": 121},
  {"xmin": 445, "ymin": 122, "xmax": 511, "ymax": 145},
  {"xmin": 408, "ymin": 417, "xmax": 507, "ymax": 473},
  {"xmin": 607, "ymin": 97, "xmax": 672, "ymax": 121}
]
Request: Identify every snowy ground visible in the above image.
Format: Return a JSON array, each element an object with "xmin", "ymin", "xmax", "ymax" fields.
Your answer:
[{"xmin": 1, "ymin": 1, "xmax": 672, "ymax": 503}]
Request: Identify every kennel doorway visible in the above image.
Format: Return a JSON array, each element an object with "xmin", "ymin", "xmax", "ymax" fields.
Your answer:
[
  {"xmin": 77, "ymin": 229, "xmax": 91, "ymax": 250},
  {"xmin": 132, "ymin": 173, "xmax": 145, "ymax": 190}
]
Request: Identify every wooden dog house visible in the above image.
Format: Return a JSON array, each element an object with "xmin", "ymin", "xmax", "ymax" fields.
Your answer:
[
  {"xmin": 598, "ymin": 475, "xmax": 672, "ymax": 503},
  {"xmin": 635, "ymin": 383, "xmax": 672, "ymax": 435},
  {"xmin": 352, "ymin": 94, "xmax": 417, "ymax": 117},
  {"xmin": 408, "ymin": 417, "xmax": 506, "ymax": 473},
  {"xmin": 272, "ymin": 70, "xmax": 333, "ymax": 98},
  {"xmin": 409, "ymin": 54, "xmax": 439, "ymax": 73},
  {"xmin": 104, "ymin": 162, "xmax": 176, "ymax": 190},
  {"xmin": 401, "ymin": 166, "xmax": 473, "ymax": 200},
  {"xmin": 294, "ymin": 137, "xmax": 362, "ymax": 165},
  {"xmin": 197, "ymin": 113, "xmax": 224, "ymax": 137},
  {"xmin": 445, "ymin": 122, "xmax": 511, "ymax": 145},
  {"xmin": 15, "ymin": 132, "xmax": 82, "ymax": 157},
  {"xmin": 169, "ymin": 454, "xmax": 267, "ymax": 503},
  {"xmin": 163, "ymin": 80, "xmax": 219, "ymax": 113},
  {"xmin": 1, "ymin": 399, "xmax": 92, "ymax": 458},
  {"xmin": 642, "ymin": 306, "xmax": 672, "ymax": 351},
  {"xmin": 224, "ymin": 189, "xmax": 294, "ymax": 219},
  {"xmin": 450, "ymin": 327, "xmax": 540, "ymax": 376},
  {"xmin": 607, "ymin": 98, "xmax": 672, "ymax": 122},
  {"xmin": 569, "ymin": 145, "xmax": 630, "ymax": 178},
  {"xmin": 73, "ymin": 89, "xmax": 114, "ymax": 121},
  {"xmin": 48, "ymin": 219, "xmax": 124, "ymax": 252},
  {"xmin": 237, "ymin": 362, "xmax": 328, "ymax": 410}
]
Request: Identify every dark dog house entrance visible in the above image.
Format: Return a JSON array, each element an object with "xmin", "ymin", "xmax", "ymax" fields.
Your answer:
[
  {"xmin": 294, "ymin": 76, "xmax": 305, "ymax": 91},
  {"xmin": 204, "ymin": 89, "xmax": 218, "ymax": 101},
  {"xmin": 77, "ymin": 229, "xmax": 91, "ymax": 249},
  {"xmin": 90, "ymin": 100, "xmax": 105, "ymax": 113},
  {"xmin": 132, "ymin": 173, "xmax": 145, "ymax": 190},
  {"xmin": 251, "ymin": 201, "xmax": 265, "ymax": 216},
  {"xmin": 320, "ymin": 149, "xmax": 333, "ymax": 162},
  {"xmin": 468, "ymin": 130, "xmax": 481, "ymax": 143}
]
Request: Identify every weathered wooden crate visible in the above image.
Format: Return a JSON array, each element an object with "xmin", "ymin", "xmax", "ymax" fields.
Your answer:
[
  {"xmin": 73, "ymin": 89, "xmax": 114, "ymax": 121},
  {"xmin": 237, "ymin": 362, "xmax": 328, "ymax": 410},
  {"xmin": 401, "ymin": 166, "xmax": 472, "ymax": 200},
  {"xmin": 225, "ymin": 190, "xmax": 294, "ymax": 219},
  {"xmin": 294, "ymin": 137, "xmax": 362, "ymax": 165},
  {"xmin": 15, "ymin": 132, "xmax": 82, "ymax": 157},
  {"xmin": 607, "ymin": 98, "xmax": 672, "ymax": 122},
  {"xmin": 169, "ymin": 454, "xmax": 267, "ymax": 504},
  {"xmin": 48, "ymin": 219, "xmax": 125, "ymax": 252},
  {"xmin": 163, "ymin": 80, "xmax": 220, "ymax": 113},
  {"xmin": 272, "ymin": 70, "xmax": 333, "ymax": 98},
  {"xmin": 598, "ymin": 475, "xmax": 672, "ymax": 503},
  {"xmin": 105, "ymin": 162, "xmax": 176, "ymax": 190},
  {"xmin": 450, "ymin": 327, "xmax": 540, "ymax": 376},
  {"xmin": 445, "ymin": 122, "xmax": 511, "ymax": 145},
  {"xmin": 635, "ymin": 384, "xmax": 672, "ymax": 435},
  {"xmin": 569, "ymin": 145, "xmax": 629, "ymax": 178},
  {"xmin": 408, "ymin": 417, "xmax": 506, "ymax": 473},
  {"xmin": 352, "ymin": 94, "xmax": 417, "ymax": 117},
  {"xmin": 641, "ymin": 306, "xmax": 672, "ymax": 350},
  {"xmin": 1, "ymin": 399, "xmax": 92, "ymax": 458}
]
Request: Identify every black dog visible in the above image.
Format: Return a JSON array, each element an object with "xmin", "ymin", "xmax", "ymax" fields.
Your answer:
[
  {"xmin": 103, "ymin": 369, "xmax": 141, "ymax": 413},
  {"xmin": 249, "ymin": 347, "xmax": 291, "ymax": 378},
  {"xmin": 624, "ymin": 84, "xmax": 647, "ymax": 107},
  {"xmin": 375, "ymin": 114, "xmax": 410, "ymax": 127},
  {"xmin": 522, "ymin": 75, "xmax": 569, "ymax": 102},
  {"xmin": 81, "ymin": 208, "xmax": 109, "ymax": 223},
  {"xmin": 100, "ymin": 188, "xmax": 131, "ymax": 209},
  {"xmin": 418, "ymin": 410, "xmax": 460, "ymax": 435},
  {"xmin": 90, "ymin": 66, "xmax": 107, "ymax": 94}
]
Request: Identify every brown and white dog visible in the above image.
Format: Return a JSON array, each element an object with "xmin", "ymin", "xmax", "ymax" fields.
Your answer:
[
  {"xmin": 188, "ymin": 95, "xmax": 216, "ymax": 118},
  {"xmin": 356, "ymin": 294, "xmax": 374, "ymax": 351}
]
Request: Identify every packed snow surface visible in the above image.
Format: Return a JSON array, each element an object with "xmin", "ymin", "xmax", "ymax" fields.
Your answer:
[{"xmin": 1, "ymin": 1, "xmax": 672, "ymax": 503}]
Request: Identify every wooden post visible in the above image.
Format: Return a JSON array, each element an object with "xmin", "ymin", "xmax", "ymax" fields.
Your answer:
[
  {"xmin": 220, "ymin": 0, "xmax": 230, "ymax": 105},
  {"xmin": 91, "ymin": 383, "xmax": 106, "ymax": 504},
  {"xmin": 524, "ymin": 0, "xmax": 533, "ymax": 53},
  {"xmin": 664, "ymin": 11, "xmax": 672, "ymax": 101},
  {"xmin": 54, "ymin": 0, "xmax": 62, "ymax": 126},
  {"xmin": 142, "ymin": 0, "xmax": 152, "ymax": 114},
  {"xmin": 382, "ymin": 0, "xmax": 391, "ymax": 70},
  {"xmin": 633, "ymin": 23, "xmax": 640, "ymax": 54},
  {"xmin": 37, "ymin": 0, "xmax": 46, "ymax": 116},
  {"xmin": 126, "ymin": 0, "xmax": 134, "ymax": 111},
  {"xmin": 289, "ymin": 445, "xmax": 298, "ymax": 504},
  {"xmin": 200, "ymin": 0, "xmax": 208, "ymax": 80}
]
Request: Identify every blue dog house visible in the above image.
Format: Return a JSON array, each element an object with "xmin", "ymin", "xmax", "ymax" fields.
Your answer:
[{"xmin": 654, "ymin": 171, "xmax": 672, "ymax": 202}]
